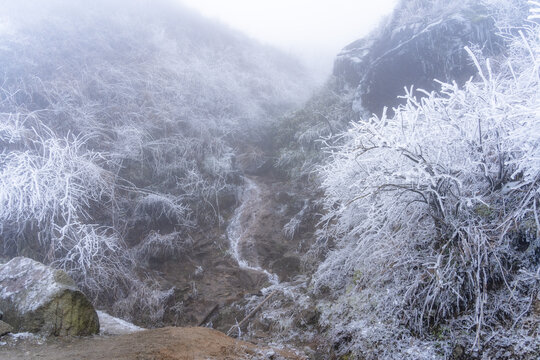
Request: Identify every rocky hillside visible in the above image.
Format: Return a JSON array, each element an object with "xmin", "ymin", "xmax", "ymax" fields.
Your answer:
[
  {"xmin": 0, "ymin": 257, "xmax": 306, "ymax": 359},
  {"xmin": 333, "ymin": 0, "xmax": 528, "ymax": 116},
  {"xmin": 274, "ymin": 0, "xmax": 529, "ymax": 179},
  {"xmin": 0, "ymin": 1, "xmax": 538, "ymax": 359}
]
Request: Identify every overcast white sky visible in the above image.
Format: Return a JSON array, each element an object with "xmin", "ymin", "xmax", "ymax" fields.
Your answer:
[{"xmin": 178, "ymin": 0, "xmax": 398, "ymax": 80}]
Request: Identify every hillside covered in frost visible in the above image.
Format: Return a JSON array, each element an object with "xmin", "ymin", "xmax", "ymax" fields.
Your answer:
[{"xmin": 0, "ymin": 0, "xmax": 311, "ymax": 320}]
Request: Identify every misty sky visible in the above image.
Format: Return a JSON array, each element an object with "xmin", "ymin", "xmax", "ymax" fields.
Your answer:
[{"xmin": 179, "ymin": 0, "xmax": 398, "ymax": 79}]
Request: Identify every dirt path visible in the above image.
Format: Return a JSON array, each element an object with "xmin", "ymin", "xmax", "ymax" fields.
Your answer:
[{"xmin": 0, "ymin": 327, "xmax": 306, "ymax": 360}]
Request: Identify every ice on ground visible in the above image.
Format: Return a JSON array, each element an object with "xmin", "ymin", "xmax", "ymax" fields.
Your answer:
[
  {"xmin": 10, "ymin": 332, "xmax": 38, "ymax": 340},
  {"xmin": 1, "ymin": 332, "xmax": 45, "ymax": 346},
  {"xmin": 97, "ymin": 311, "xmax": 143, "ymax": 335}
]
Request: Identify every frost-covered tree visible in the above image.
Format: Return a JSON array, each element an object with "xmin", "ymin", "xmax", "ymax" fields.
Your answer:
[{"xmin": 313, "ymin": 3, "xmax": 539, "ymax": 358}]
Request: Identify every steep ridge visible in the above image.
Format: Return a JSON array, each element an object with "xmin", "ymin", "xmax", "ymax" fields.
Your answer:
[
  {"xmin": 333, "ymin": 0, "xmax": 526, "ymax": 116},
  {"xmin": 265, "ymin": 1, "xmax": 538, "ymax": 359},
  {"xmin": 272, "ymin": 0, "xmax": 523, "ymax": 180}
]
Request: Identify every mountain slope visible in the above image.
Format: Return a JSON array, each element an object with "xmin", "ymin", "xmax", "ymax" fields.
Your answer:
[
  {"xmin": 0, "ymin": 0, "xmax": 313, "ymax": 323},
  {"xmin": 311, "ymin": 1, "xmax": 539, "ymax": 358}
]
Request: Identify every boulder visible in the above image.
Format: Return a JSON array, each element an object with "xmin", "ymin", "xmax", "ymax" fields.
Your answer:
[
  {"xmin": 0, "ymin": 257, "xmax": 99, "ymax": 336},
  {"xmin": 0, "ymin": 319, "xmax": 13, "ymax": 336}
]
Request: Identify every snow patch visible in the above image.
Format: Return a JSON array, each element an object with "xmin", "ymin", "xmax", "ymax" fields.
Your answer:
[
  {"xmin": 4, "ymin": 332, "xmax": 45, "ymax": 345},
  {"xmin": 97, "ymin": 311, "xmax": 143, "ymax": 335},
  {"xmin": 10, "ymin": 332, "xmax": 36, "ymax": 339}
]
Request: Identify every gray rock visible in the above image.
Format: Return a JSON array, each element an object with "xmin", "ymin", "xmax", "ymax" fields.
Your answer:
[
  {"xmin": 0, "ymin": 257, "xmax": 99, "ymax": 336},
  {"xmin": 333, "ymin": 2, "xmax": 504, "ymax": 117},
  {"xmin": 0, "ymin": 319, "xmax": 13, "ymax": 336}
]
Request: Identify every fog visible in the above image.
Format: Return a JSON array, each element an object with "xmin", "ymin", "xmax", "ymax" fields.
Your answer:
[
  {"xmin": 179, "ymin": 0, "xmax": 398, "ymax": 80},
  {"xmin": 0, "ymin": 0, "xmax": 313, "ymax": 323},
  {"xmin": 0, "ymin": 0, "xmax": 398, "ymax": 81},
  {"xmin": 0, "ymin": 0, "xmax": 539, "ymax": 358}
]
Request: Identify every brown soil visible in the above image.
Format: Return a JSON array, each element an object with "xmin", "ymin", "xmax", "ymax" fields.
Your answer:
[
  {"xmin": 150, "ymin": 227, "xmax": 270, "ymax": 331},
  {"xmin": 0, "ymin": 327, "xmax": 307, "ymax": 360}
]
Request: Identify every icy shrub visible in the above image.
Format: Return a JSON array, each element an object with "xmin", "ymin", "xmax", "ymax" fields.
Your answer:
[
  {"xmin": 0, "ymin": 115, "xmax": 129, "ymax": 288},
  {"xmin": 112, "ymin": 280, "xmax": 175, "ymax": 327},
  {"xmin": 134, "ymin": 194, "xmax": 191, "ymax": 226},
  {"xmin": 133, "ymin": 230, "xmax": 192, "ymax": 262},
  {"xmin": 313, "ymin": 10, "xmax": 539, "ymax": 358},
  {"xmin": 274, "ymin": 78, "xmax": 356, "ymax": 180}
]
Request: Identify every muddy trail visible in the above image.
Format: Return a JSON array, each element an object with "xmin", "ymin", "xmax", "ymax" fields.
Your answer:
[{"xmin": 0, "ymin": 327, "xmax": 306, "ymax": 360}]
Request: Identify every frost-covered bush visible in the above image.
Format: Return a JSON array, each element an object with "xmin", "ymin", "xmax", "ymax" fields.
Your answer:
[
  {"xmin": 134, "ymin": 194, "xmax": 191, "ymax": 227},
  {"xmin": 313, "ymin": 7, "xmax": 539, "ymax": 358},
  {"xmin": 0, "ymin": 113, "xmax": 143, "ymax": 305},
  {"xmin": 282, "ymin": 200, "xmax": 310, "ymax": 240},
  {"xmin": 242, "ymin": 278, "xmax": 317, "ymax": 343},
  {"xmin": 0, "ymin": 112, "xmax": 129, "ymax": 290},
  {"xmin": 133, "ymin": 230, "xmax": 192, "ymax": 263},
  {"xmin": 112, "ymin": 280, "xmax": 176, "ymax": 326},
  {"xmin": 393, "ymin": 0, "xmax": 527, "ymax": 28},
  {"xmin": 274, "ymin": 78, "xmax": 356, "ymax": 179}
]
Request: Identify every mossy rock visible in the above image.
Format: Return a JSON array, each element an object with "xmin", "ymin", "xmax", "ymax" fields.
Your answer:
[
  {"xmin": 0, "ymin": 257, "xmax": 99, "ymax": 336},
  {"xmin": 0, "ymin": 320, "xmax": 13, "ymax": 336}
]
